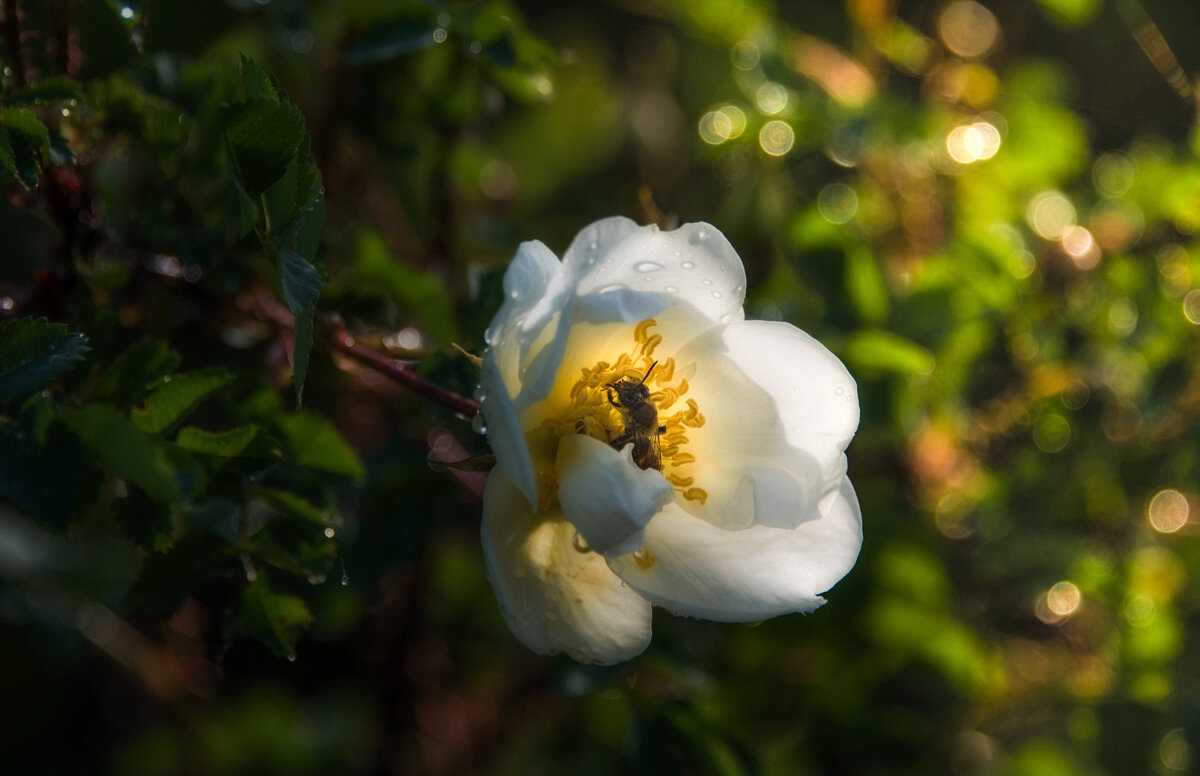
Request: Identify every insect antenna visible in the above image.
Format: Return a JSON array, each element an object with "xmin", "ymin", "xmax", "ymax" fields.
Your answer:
[{"xmin": 639, "ymin": 361, "xmax": 658, "ymax": 385}]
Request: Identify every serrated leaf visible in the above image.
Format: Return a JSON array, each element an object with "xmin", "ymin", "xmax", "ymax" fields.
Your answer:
[
  {"xmin": 239, "ymin": 54, "xmax": 277, "ymax": 101},
  {"xmin": 844, "ymin": 329, "xmax": 935, "ymax": 377},
  {"xmin": 0, "ymin": 317, "xmax": 90, "ymax": 401},
  {"xmin": 223, "ymin": 98, "xmax": 306, "ymax": 197},
  {"xmin": 131, "ymin": 368, "xmax": 232, "ymax": 433},
  {"xmin": 2, "ymin": 76, "xmax": 83, "ymax": 107},
  {"xmin": 89, "ymin": 340, "xmax": 179, "ymax": 405},
  {"xmin": 0, "ymin": 109, "xmax": 49, "ymax": 188},
  {"xmin": 224, "ymin": 575, "xmax": 313, "ymax": 658},
  {"xmin": 262, "ymin": 135, "xmax": 324, "ymax": 240},
  {"xmin": 276, "ymin": 411, "xmax": 364, "ymax": 479},
  {"xmin": 176, "ymin": 424, "xmax": 270, "ymax": 458},
  {"xmin": 61, "ymin": 405, "xmax": 180, "ymax": 501},
  {"xmin": 48, "ymin": 129, "xmax": 75, "ymax": 165}
]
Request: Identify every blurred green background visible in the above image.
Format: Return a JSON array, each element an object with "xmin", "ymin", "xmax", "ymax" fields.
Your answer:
[{"xmin": 2, "ymin": 0, "xmax": 1200, "ymax": 774}]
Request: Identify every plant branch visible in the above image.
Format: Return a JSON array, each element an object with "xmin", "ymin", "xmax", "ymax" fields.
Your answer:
[{"xmin": 326, "ymin": 319, "xmax": 480, "ymax": 418}]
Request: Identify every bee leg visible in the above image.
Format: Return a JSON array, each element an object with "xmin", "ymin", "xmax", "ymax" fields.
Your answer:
[
  {"xmin": 606, "ymin": 387, "xmax": 622, "ymax": 408},
  {"xmin": 610, "ymin": 431, "xmax": 632, "ymax": 451}
]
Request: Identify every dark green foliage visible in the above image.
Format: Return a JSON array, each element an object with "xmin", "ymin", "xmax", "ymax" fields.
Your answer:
[
  {"xmin": 0, "ymin": 318, "xmax": 89, "ymax": 400},
  {"xmin": 3, "ymin": 1, "xmax": 1200, "ymax": 775}
]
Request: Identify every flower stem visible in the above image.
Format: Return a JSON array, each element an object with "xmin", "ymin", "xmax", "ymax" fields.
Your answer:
[{"xmin": 327, "ymin": 320, "xmax": 479, "ymax": 418}]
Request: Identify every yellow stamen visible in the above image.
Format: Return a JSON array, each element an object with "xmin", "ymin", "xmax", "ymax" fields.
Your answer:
[
  {"xmin": 632, "ymin": 549, "xmax": 656, "ymax": 569},
  {"xmin": 683, "ymin": 488, "xmax": 709, "ymax": 504},
  {"xmin": 666, "ymin": 473, "xmax": 694, "ymax": 487}
]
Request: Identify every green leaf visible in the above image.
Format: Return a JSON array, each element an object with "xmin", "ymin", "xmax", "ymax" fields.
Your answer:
[
  {"xmin": 0, "ymin": 317, "xmax": 90, "ymax": 401},
  {"xmin": 252, "ymin": 488, "xmax": 326, "ymax": 525},
  {"xmin": 2, "ymin": 76, "xmax": 83, "ymax": 107},
  {"xmin": 275, "ymin": 247, "xmax": 326, "ymax": 406},
  {"xmin": 61, "ymin": 405, "xmax": 180, "ymax": 501},
  {"xmin": 0, "ymin": 415, "xmax": 85, "ymax": 530},
  {"xmin": 176, "ymin": 424, "xmax": 271, "ymax": 458},
  {"xmin": 343, "ymin": 19, "xmax": 440, "ymax": 65},
  {"xmin": 223, "ymin": 98, "xmax": 306, "ymax": 197},
  {"xmin": 292, "ymin": 305, "xmax": 315, "ymax": 408},
  {"xmin": 845, "ymin": 245, "xmax": 890, "ymax": 324},
  {"xmin": 0, "ymin": 109, "xmax": 49, "ymax": 187},
  {"xmin": 844, "ymin": 329, "xmax": 935, "ymax": 377},
  {"xmin": 262, "ymin": 135, "xmax": 324, "ymax": 242},
  {"xmin": 0, "ymin": 130, "xmax": 16, "ymax": 180},
  {"xmin": 277, "ymin": 247, "xmax": 325, "ymax": 315},
  {"xmin": 115, "ymin": 486, "xmax": 174, "ymax": 552},
  {"xmin": 276, "ymin": 411, "xmax": 364, "ymax": 479},
  {"xmin": 89, "ymin": 340, "xmax": 179, "ymax": 405},
  {"xmin": 224, "ymin": 575, "xmax": 314, "ymax": 658},
  {"xmin": 131, "ymin": 369, "xmax": 232, "ymax": 433},
  {"xmin": 125, "ymin": 531, "xmax": 237, "ymax": 615},
  {"xmin": 239, "ymin": 54, "xmax": 278, "ymax": 102}
]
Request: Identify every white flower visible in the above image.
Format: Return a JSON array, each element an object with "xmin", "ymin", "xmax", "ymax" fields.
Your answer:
[{"xmin": 478, "ymin": 217, "xmax": 861, "ymax": 664}]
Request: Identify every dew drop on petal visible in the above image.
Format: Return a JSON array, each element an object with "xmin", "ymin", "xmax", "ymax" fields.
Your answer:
[
  {"xmin": 471, "ymin": 413, "xmax": 488, "ymax": 435},
  {"xmin": 545, "ymin": 609, "xmax": 560, "ymax": 622},
  {"xmin": 681, "ymin": 261, "xmax": 695, "ymax": 269},
  {"xmin": 711, "ymin": 291, "xmax": 723, "ymax": 299},
  {"xmin": 634, "ymin": 261, "xmax": 665, "ymax": 272},
  {"xmin": 702, "ymin": 279, "xmax": 712, "ymax": 286},
  {"xmin": 595, "ymin": 283, "xmax": 622, "ymax": 293},
  {"xmin": 673, "ymin": 250, "xmax": 682, "ymax": 257},
  {"xmin": 589, "ymin": 240, "xmax": 598, "ymax": 251},
  {"xmin": 287, "ymin": 654, "xmax": 297, "ymax": 662},
  {"xmin": 835, "ymin": 386, "xmax": 845, "ymax": 395},
  {"xmin": 665, "ymin": 286, "xmax": 679, "ymax": 294}
]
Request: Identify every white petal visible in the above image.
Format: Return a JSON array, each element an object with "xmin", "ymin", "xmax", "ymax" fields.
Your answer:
[
  {"xmin": 565, "ymin": 218, "xmax": 747, "ymax": 325},
  {"xmin": 556, "ymin": 434, "xmax": 674, "ymax": 557},
  {"xmin": 667, "ymin": 328, "xmax": 823, "ymax": 530},
  {"xmin": 719, "ymin": 320, "xmax": 859, "ymax": 491},
  {"xmin": 479, "ymin": 356, "xmax": 538, "ymax": 508},
  {"xmin": 481, "ymin": 468, "xmax": 653, "ymax": 664},
  {"xmin": 575, "ymin": 287, "xmax": 669, "ymax": 325},
  {"xmin": 608, "ymin": 476, "xmax": 863, "ymax": 622}
]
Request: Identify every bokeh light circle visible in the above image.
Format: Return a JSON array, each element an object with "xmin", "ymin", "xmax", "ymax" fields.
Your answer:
[
  {"xmin": 759, "ymin": 120, "xmax": 795, "ymax": 156},
  {"xmin": 1148, "ymin": 489, "xmax": 1189, "ymax": 533}
]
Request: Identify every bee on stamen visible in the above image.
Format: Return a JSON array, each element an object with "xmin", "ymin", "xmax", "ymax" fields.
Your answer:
[{"xmin": 605, "ymin": 361, "xmax": 667, "ymax": 471}]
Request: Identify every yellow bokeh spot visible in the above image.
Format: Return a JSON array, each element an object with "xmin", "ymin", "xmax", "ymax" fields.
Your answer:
[
  {"xmin": 1148, "ymin": 489, "xmax": 1189, "ymax": 533},
  {"xmin": 759, "ymin": 120, "xmax": 794, "ymax": 156},
  {"xmin": 1046, "ymin": 581, "xmax": 1081, "ymax": 617}
]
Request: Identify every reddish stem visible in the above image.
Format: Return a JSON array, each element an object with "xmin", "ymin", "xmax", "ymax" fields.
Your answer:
[{"xmin": 328, "ymin": 322, "xmax": 479, "ymax": 418}]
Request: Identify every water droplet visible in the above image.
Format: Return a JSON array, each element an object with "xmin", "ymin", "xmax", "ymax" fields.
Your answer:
[
  {"xmin": 307, "ymin": 574, "xmax": 326, "ymax": 585},
  {"xmin": 484, "ymin": 326, "xmax": 496, "ymax": 345},
  {"xmin": 644, "ymin": 276, "xmax": 654, "ymax": 282},
  {"xmin": 245, "ymin": 568, "xmax": 258, "ymax": 582},
  {"xmin": 323, "ymin": 527, "xmax": 335, "ymax": 538},
  {"xmin": 595, "ymin": 283, "xmax": 622, "ymax": 294},
  {"xmin": 719, "ymin": 313, "xmax": 733, "ymax": 323},
  {"xmin": 341, "ymin": 571, "xmax": 350, "ymax": 586},
  {"xmin": 287, "ymin": 654, "xmax": 297, "ymax": 662},
  {"xmin": 697, "ymin": 230, "xmax": 707, "ymax": 239},
  {"xmin": 572, "ymin": 532, "xmax": 592, "ymax": 553},
  {"xmin": 545, "ymin": 609, "xmax": 559, "ymax": 622},
  {"xmin": 471, "ymin": 413, "xmax": 488, "ymax": 435},
  {"xmin": 589, "ymin": 240, "xmax": 599, "ymax": 251},
  {"xmin": 634, "ymin": 261, "xmax": 664, "ymax": 272},
  {"xmin": 835, "ymin": 386, "xmax": 845, "ymax": 396},
  {"xmin": 711, "ymin": 291, "xmax": 723, "ymax": 299},
  {"xmin": 702, "ymin": 279, "xmax": 712, "ymax": 286},
  {"xmin": 509, "ymin": 289, "xmax": 519, "ymax": 300},
  {"xmin": 673, "ymin": 250, "xmax": 682, "ymax": 257},
  {"xmin": 665, "ymin": 286, "xmax": 679, "ymax": 294},
  {"xmin": 681, "ymin": 261, "xmax": 695, "ymax": 269}
]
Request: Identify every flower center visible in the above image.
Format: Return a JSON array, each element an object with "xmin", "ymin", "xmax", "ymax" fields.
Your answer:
[{"xmin": 541, "ymin": 318, "xmax": 708, "ymax": 505}]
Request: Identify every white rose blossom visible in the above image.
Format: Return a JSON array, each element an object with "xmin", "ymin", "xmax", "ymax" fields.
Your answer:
[{"xmin": 477, "ymin": 217, "xmax": 862, "ymax": 664}]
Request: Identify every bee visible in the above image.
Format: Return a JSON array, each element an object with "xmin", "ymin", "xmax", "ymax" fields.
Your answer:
[{"xmin": 606, "ymin": 361, "xmax": 666, "ymax": 471}]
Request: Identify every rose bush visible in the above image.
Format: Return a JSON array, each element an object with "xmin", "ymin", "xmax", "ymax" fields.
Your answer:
[{"xmin": 478, "ymin": 217, "xmax": 862, "ymax": 664}]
